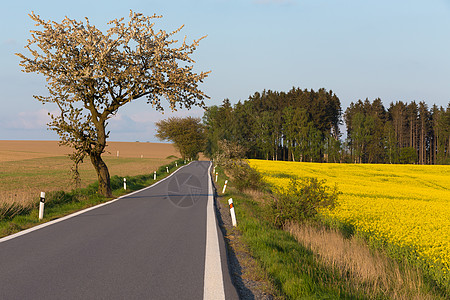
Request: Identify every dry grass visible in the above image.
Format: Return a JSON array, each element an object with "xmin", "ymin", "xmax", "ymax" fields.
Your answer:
[
  {"xmin": 242, "ymin": 188, "xmax": 267, "ymax": 203},
  {"xmin": 0, "ymin": 190, "xmax": 37, "ymax": 205},
  {"xmin": 285, "ymin": 222, "xmax": 437, "ymax": 299},
  {"xmin": 0, "ymin": 140, "xmax": 179, "ymax": 207}
]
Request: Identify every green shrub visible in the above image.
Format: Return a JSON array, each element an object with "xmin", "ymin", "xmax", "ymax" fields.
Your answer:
[
  {"xmin": 213, "ymin": 140, "xmax": 247, "ymax": 170},
  {"xmin": 266, "ymin": 177, "xmax": 340, "ymax": 228},
  {"xmin": 45, "ymin": 190, "xmax": 78, "ymax": 208},
  {"xmin": 229, "ymin": 162, "xmax": 264, "ymax": 192},
  {"xmin": 110, "ymin": 175, "xmax": 124, "ymax": 190}
]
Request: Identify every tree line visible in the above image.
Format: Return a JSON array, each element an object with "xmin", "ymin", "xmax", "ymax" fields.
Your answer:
[
  {"xmin": 204, "ymin": 87, "xmax": 450, "ymax": 165},
  {"xmin": 204, "ymin": 88, "xmax": 342, "ymax": 162},
  {"xmin": 345, "ymin": 99, "xmax": 450, "ymax": 164}
]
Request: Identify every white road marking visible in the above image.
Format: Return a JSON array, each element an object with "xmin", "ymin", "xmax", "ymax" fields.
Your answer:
[{"xmin": 203, "ymin": 162, "xmax": 226, "ymax": 300}]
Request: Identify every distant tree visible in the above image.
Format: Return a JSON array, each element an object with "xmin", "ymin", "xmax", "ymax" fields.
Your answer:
[
  {"xmin": 406, "ymin": 101, "xmax": 419, "ymax": 150},
  {"xmin": 389, "ymin": 101, "xmax": 408, "ymax": 149},
  {"xmin": 307, "ymin": 123, "xmax": 323, "ymax": 162},
  {"xmin": 203, "ymin": 100, "xmax": 234, "ymax": 157},
  {"xmin": 156, "ymin": 117, "xmax": 206, "ymax": 160},
  {"xmin": 399, "ymin": 147, "xmax": 417, "ymax": 164},
  {"xmin": 418, "ymin": 102, "xmax": 431, "ymax": 164},
  {"xmin": 283, "ymin": 106, "xmax": 304, "ymax": 161},
  {"xmin": 383, "ymin": 121, "xmax": 399, "ymax": 164},
  {"xmin": 254, "ymin": 111, "xmax": 274, "ymax": 160},
  {"xmin": 435, "ymin": 103, "xmax": 450, "ymax": 164},
  {"xmin": 325, "ymin": 133, "xmax": 342, "ymax": 163},
  {"xmin": 348, "ymin": 112, "xmax": 374, "ymax": 163},
  {"xmin": 16, "ymin": 12, "xmax": 209, "ymax": 196},
  {"xmin": 232, "ymin": 101, "xmax": 258, "ymax": 156},
  {"xmin": 366, "ymin": 98, "xmax": 386, "ymax": 163}
]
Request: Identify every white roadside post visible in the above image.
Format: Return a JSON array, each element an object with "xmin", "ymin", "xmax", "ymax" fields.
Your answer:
[
  {"xmin": 222, "ymin": 180, "xmax": 228, "ymax": 194},
  {"xmin": 123, "ymin": 178, "xmax": 127, "ymax": 190},
  {"xmin": 213, "ymin": 166, "xmax": 216, "ymax": 175},
  {"xmin": 166, "ymin": 167, "xmax": 169, "ymax": 173},
  {"xmin": 116, "ymin": 150, "xmax": 119, "ymax": 157},
  {"xmin": 39, "ymin": 192, "xmax": 45, "ymax": 220},
  {"xmin": 228, "ymin": 198, "xmax": 237, "ymax": 227},
  {"xmin": 154, "ymin": 171, "xmax": 157, "ymax": 180},
  {"xmin": 175, "ymin": 162, "xmax": 178, "ymax": 167},
  {"xmin": 215, "ymin": 172, "xmax": 218, "ymax": 182}
]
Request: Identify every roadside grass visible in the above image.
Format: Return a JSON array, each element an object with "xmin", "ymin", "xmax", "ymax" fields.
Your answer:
[
  {"xmin": 215, "ymin": 166, "xmax": 362, "ymax": 299},
  {"xmin": 0, "ymin": 159, "xmax": 184, "ymax": 238},
  {"xmin": 215, "ymin": 166, "xmax": 446, "ymax": 299}
]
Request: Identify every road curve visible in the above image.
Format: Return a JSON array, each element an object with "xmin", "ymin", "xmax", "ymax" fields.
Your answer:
[{"xmin": 0, "ymin": 161, "xmax": 238, "ymax": 299}]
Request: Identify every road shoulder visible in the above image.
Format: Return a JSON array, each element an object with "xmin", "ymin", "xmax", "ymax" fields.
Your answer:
[{"xmin": 213, "ymin": 186, "xmax": 277, "ymax": 299}]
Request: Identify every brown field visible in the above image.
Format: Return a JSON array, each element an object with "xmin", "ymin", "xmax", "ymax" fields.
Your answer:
[
  {"xmin": 0, "ymin": 140, "xmax": 180, "ymax": 205},
  {"xmin": 0, "ymin": 140, "xmax": 179, "ymax": 161}
]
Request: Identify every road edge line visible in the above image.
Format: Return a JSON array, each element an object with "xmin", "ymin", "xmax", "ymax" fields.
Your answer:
[
  {"xmin": 0, "ymin": 161, "xmax": 192, "ymax": 244},
  {"xmin": 203, "ymin": 162, "xmax": 226, "ymax": 299}
]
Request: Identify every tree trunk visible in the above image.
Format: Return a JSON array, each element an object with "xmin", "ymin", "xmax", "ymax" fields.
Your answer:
[
  {"xmin": 420, "ymin": 119, "xmax": 425, "ymax": 164},
  {"xmin": 90, "ymin": 152, "xmax": 112, "ymax": 197}
]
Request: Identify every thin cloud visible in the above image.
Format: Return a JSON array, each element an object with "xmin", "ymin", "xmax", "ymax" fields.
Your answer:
[
  {"xmin": 6, "ymin": 109, "xmax": 54, "ymax": 130},
  {"xmin": 3, "ymin": 39, "xmax": 18, "ymax": 46},
  {"xmin": 107, "ymin": 108, "xmax": 205, "ymax": 142}
]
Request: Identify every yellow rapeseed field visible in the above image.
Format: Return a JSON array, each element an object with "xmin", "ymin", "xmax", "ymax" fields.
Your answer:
[{"xmin": 249, "ymin": 159, "xmax": 450, "ymax": 285}]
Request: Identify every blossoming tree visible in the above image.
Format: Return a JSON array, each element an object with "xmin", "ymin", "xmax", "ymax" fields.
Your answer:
[{"xmin": 16, "ymin": 11, "xmax": 209, "ymax": 196}]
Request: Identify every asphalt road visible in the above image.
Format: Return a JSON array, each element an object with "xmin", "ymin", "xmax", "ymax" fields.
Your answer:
[{"xmin": 0, "ymin": 161, "xmax": 238, "ymax": 299}]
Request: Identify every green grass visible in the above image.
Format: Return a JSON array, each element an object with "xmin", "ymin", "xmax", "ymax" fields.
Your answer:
[
  {"xmin": 0, "ymin": 159, "xmax": 184, "ymax": 238},
  {"xmin": 216, "ymin": 167, "xmax": 370, "ymax": 299}
]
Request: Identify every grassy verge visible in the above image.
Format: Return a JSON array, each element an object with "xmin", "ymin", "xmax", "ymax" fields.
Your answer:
[
  {"xmin": 215, "ymin": 165, "xmax": 446, "ymax": 299},
  {"xmin": 215, "ymin": 166, "xmax": 361, "ymax": 299},
  {"xmin": 0, "ymin": 159, "xmax": 185, "ymax": 238}
]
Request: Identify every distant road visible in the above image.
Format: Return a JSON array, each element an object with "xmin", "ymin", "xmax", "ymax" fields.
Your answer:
[{"xmin": 0, "ymin": 161, "xmax": 237, "ymax": 299}]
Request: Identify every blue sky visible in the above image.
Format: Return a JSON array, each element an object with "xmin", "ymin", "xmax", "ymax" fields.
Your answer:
[{"xmin": 1, "ymin": 0, "xmax": 449, "ymax": 142}]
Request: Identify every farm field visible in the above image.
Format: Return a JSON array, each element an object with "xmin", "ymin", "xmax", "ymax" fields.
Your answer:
[
  {"xmin": 249, "ymin": 159, "xmax": 450, "ymax": 288},
  {"xmin": 0, "ymin": 140, "xmax": 179, "ymax": 204}
]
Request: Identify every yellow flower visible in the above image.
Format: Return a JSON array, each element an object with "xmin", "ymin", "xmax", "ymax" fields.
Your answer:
[{"xmin": 249, "ymin": 159, "xmax": 450, "ymax": 277}]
